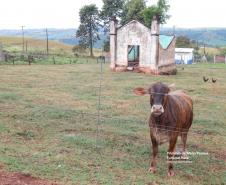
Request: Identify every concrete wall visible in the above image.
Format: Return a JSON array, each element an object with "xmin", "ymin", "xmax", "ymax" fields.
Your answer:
[
  {"xmin": 116, "ymin": 21, "xmax": 152, "ymax": 68},
  {"xmin": 110, "ymin": 18, "xmax": 117, "ymax": 69},
  {"xmin": 159, "ymin": 38, "xmax": 175, "ymax": 66},
  {"xmin": 110, "ymin": 19, "xmax": 176, "ymax": 74}
]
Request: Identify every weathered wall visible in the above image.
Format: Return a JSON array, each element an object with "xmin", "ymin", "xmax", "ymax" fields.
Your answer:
[
  {"xmin": 158, "ymin": 38, "xmax": 175, "ymax": 67},
  {"xmin": 158, "ymin": 38, "xmax": 176, "ymax": 74},
  {"xmin": 110, "ymin": 19, "xmax": 176, "ymax": 74},
  {"xmin": 116, "ymin": 21, "xmax": 153, "ymax": 68}
]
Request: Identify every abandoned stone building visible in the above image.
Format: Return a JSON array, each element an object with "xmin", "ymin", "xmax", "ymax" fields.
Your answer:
[{"xmin": 110, "ymin": 16, "xmax": 176, "ymax": 74}]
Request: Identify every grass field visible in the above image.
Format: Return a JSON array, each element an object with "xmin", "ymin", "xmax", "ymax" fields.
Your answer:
[{"xmin": 0, "ymin": 62, "xmax": 225, "ymax": 185}]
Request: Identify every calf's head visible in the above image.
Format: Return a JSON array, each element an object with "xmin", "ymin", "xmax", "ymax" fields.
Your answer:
[{"xmin": 133, "ymin": 82, "xmax": 174, "ymax": 117}]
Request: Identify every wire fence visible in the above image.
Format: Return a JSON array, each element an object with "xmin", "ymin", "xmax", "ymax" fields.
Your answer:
[
  {"xmin": 0, "ymin": 59, "xmax": 225, "ymax": 183},
  {"xmin": 19, "ymin": 57, "xmax": 224, "ymax": 137},
  {"xmin": 91, "ymin": 60, "xmax": 225, "ymax": 151}
]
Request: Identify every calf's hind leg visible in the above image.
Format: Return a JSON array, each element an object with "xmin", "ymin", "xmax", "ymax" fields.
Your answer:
[{"xmin": 181, "ymin": 132, "xmax": 188, "ymax": 152}]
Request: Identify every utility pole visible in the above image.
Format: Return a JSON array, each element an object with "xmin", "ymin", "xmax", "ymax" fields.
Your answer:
[
  {"xmin": 46, "ymin": 28, "xmax": 49, "ymax": 55},
  {"xmin": 25, "ymin": 41, "xmax": 28, "ymax": 53},
  {"xmin": 173, "ymin": 25, "xmax": 176, "ymax": 35},
  {"xmin": 204, "ymin": 43, "xmax": 206, "ymax": 56},
  {"xmin": 21, "ymin": 26, "xmax": 25, "ymax": 53}
]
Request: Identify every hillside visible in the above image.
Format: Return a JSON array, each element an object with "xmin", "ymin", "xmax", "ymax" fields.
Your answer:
[
  {"xmin": 1, "ymin": 28, "xmax": 226, "ymax": 47},
  {"xmin": 1, "ymin": 27, "xmax": 226, "ymax": 49},
  {"xmin": 0, "ymin": 36, "xmax": 73, "ymax": 55},
  {"xmin": 0, "ymin": 36, "xmax": 103, "ymax": 57},
  {"xmin": 161, "ymin": 27, "xmax": 226, "ymax": 46},
  {"xmin": 0, "ymin": 28, "xmax": 106, "ymax": 48}
]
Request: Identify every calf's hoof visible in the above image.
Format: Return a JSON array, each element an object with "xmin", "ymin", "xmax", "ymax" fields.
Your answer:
[
  {"xmin": 148, "ymin": 167, "xmax": 157, "ymax": 173},
  {"xmin": 167, "ymin": 170, "xmax": 175, "ymax": 177}
]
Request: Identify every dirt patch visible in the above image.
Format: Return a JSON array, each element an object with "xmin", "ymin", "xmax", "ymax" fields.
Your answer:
[{"xmin": 0, "ymin": 167, "xmax": 59, "ymax": 185}]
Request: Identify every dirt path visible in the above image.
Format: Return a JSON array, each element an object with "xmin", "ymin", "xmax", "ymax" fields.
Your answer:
[{"xmin": 0, "ymin": 167, "xmax": 59, "ymax": 185}]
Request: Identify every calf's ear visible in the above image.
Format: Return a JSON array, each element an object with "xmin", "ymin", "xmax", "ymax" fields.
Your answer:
[{"xmin": 133, "ymin": 87, "xmax": 149, "ymax": 96}]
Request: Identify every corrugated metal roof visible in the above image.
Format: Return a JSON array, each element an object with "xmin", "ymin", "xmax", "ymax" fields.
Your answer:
[
  {"xmin": 159, "ymin": 35, "xmax": 174, "ymax": 49},
  {"xmin": 175, "ymin": 48, "xmax": 194, "ymax": 53}
]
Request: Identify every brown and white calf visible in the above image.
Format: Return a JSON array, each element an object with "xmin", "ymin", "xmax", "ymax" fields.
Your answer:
[{"xmin": 134, "ymin": 82, "xmax": 193, "ymax": 176}]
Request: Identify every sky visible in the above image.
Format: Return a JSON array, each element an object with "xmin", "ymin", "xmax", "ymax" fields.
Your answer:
[{"xmin": 0, "ymin": 0, "xmax": 225, "ymax": 29}]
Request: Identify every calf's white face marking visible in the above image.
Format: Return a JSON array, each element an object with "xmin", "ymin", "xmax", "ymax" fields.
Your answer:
[{"xmin": 151, "ymin": 104, "xmax": 164, "ymax": 115}]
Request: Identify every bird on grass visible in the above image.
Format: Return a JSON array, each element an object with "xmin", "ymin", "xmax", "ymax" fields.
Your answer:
[
  {"xmin": 212, "ymin": 78, "xmax": 217, "ymax": 83},
  {"xmin": 203, "ymin": 76, "xmax": 209, "ymax": 82}
]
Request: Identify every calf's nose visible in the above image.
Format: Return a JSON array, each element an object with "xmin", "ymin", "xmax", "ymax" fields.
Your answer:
[{"xmin": 151, "ymin": 105, "xmax": 164, "ymax": 113}]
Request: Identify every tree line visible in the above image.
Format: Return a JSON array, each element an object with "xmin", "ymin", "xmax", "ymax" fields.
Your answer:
[{"xmin": 76, "ymin": 0, "xmax": 170, "ymax": 57}]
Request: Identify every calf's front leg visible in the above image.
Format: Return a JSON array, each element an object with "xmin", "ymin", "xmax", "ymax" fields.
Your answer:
[
  {"xmin": 149, "ymin": 132, "xmax": 158, "ymax": 173},
  {"xmin": 167, "ymin": 134, "xmax": 178, "ymax": 176}
]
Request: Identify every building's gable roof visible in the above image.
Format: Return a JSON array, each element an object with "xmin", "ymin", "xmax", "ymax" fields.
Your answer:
[
  {"xmin": 159, "ymin": 35, "xmax": 175, "ymax": 49},
  {"xmin": 117, "ymin": 20, "xmax": 150, "ymax": 32},
  {"xmin": 117, "ymin": 20, "xmax": 175, "ymax": 50}
]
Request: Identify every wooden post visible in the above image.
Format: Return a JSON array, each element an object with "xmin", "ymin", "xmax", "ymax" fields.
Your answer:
[
  {"xmin": 28, "ymin": 57, "xmax": 30, "ymax": 65},
  {"xmin": 214, "ymin": 55, "xmax": 216, "ymax": 64},
  {"xmin": 53, "ymin": 56, "xmax": 56, "ymax": 64},
  {"xmin": 28, "ymin": 55, "xmax": 32, "ymax": 65}
]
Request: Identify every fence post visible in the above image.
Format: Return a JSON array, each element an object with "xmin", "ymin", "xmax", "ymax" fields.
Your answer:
[
  {"xmin": 214, "ymin": 55, "xmax": 216, "ymax": 64},
  {"xmin": 53, "ymin": 56, "xmax": 56, "ymax": 64},
  {"xmin": 28, "ymin": 55, "xmax": 32, "ymax": 65},
  {"xmin": 96, "ymin": 58, "xmax": 103, "ymax": 151}
]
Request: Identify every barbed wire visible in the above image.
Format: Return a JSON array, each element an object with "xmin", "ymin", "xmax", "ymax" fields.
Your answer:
[
  {"xmin": 1, "ymin": 59, "xmax": 225, "ymax": 135},
  {"xmin": 57, "ymin": 108, "xmax": 225, "ymax": 137}
]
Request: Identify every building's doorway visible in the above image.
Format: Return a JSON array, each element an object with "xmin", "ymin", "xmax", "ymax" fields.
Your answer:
[{"xmin": 128, "ymin": 45, "xmax": 140, "ymax": 67}]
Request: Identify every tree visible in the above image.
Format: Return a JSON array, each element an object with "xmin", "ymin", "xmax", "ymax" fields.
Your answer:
[
  {"xmin": 121, "ymin": 0, "xmax": 146, "ymax": 25},
  {"xmin": 101, "ymin": 39, "xmax": 109, "ymax": 52},
  {"xmin": 143, "ymin": 0, "xmax": 170, "ymax": 27},
  {"xmin": 100, "ymin": 0, "xmax": 124, "ymax": 51},
  {"xmin": 100, "ymin": 0, "xmax": 170, "ymax": 51},
  {"xmin": 219, "ymin": 47, "xmax": 226, "ymax": 55},
  {"xmin": 76, "ymin": 4, "xmax": 100, "ymax": 57},
  {"xmin": 176, "ymin": 36, "xmax": 201, "ymax": 59},
  {"xmin": 100, "ymin": 0, "xmax": 124, "ymax": 27},
  {"xmin": 176, "ymin": 36, "xmax": 192, "ymax": 48}
]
